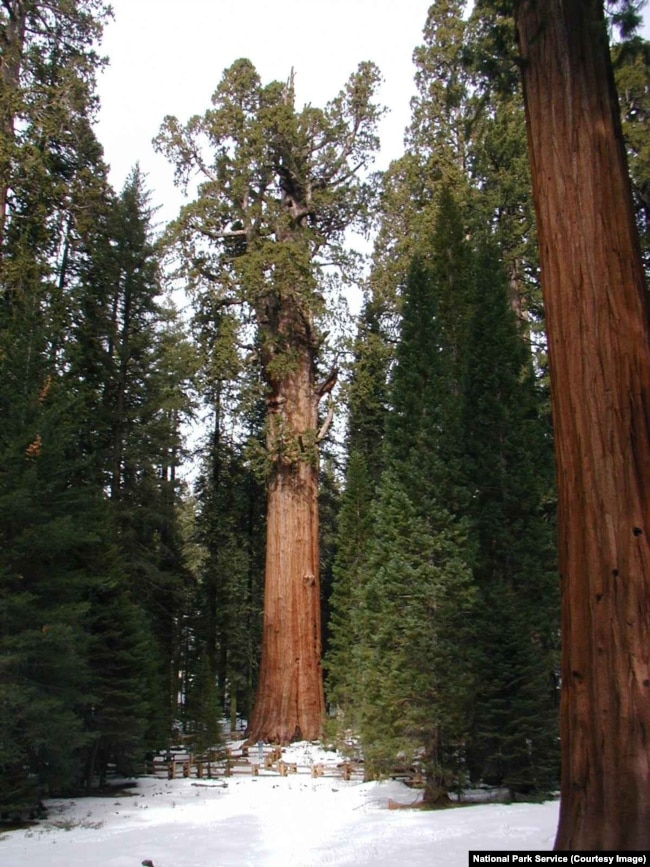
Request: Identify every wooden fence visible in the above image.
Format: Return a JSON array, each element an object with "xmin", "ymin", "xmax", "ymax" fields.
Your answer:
[{"xmin": 144, "ymin": 745, "xmax": 365, "ymax": 782}]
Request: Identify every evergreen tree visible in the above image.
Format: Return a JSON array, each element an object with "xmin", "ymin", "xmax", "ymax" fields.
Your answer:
[
  {"xmin": 317, "ymin": 452, "xmax": 341, "ymax": 668},
  {"xmin": 156, "ymin": 58, "xmax": 383, "ymax": 743},
  {"xmin": 0, "ymin": 1, "xmax": 111, "ymax": 254},
  {"xmin": 95, "ymin": 171, "xmax": 196, "ymax": 733},
  {"xmin": 0, "ymin": 374, "xmax": 112, "ymax": 808},
  {"xmin": 325, "ymin": 296, "xmax": 391, "ymax": 719},
  {"xmin": 353, "ymin": 258, "xmax": 476, "ymax": 802},
  {"xmin": 192, "ymin": 427, "xmax": 265, "ymax": 733},
  {"xmin": 66, "ymin": 165, "xmax": 196, "ymax": 740},
  {"xmin": 0, "ymin": 0, "xmax": 121, "ymax": 811},
  {"xmin": 182, "ymin": 648, "xmax": 222, "ymax": 754},
  {"xmin": 82, "ymin": 575, "xmax": 162, "ymax": 787},
  {"xmin": 461, "ymin": 242, "xmax": 559, "ymax": 794},
  {"xmin": 613, "ymin": 34, "xmax": 650, "ymax": 271},
  {"xmin": 324, "ymin": 449, "xmax": 375, "ymax": 719},
  {"xmin": 356, "ymin": 471, "xmax": 474, "ymax": 801},
  {"xmin": 182, "ymin": 276, "xmax": 266, "ymax": 735},
  {"xmin": 0, "ymin": 115, "xmax": 193, "ymax": 806}
]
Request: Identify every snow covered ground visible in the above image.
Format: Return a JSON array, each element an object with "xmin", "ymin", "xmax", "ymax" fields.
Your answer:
[{"xmin": 0, "ymin": 742, "xmax": 559, "ymax": 867}]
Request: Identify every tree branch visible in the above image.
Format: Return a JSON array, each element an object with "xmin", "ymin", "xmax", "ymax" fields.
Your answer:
[
  {"xmin": 193, "ymin": 224, "xmax": 248, "ymax": 241},
  {"xmin": 316, "ymin": 397, "xmax": 335, "ymax": 443},
  {"xmin": 315, "ymin": 365, "xmax": 338, "ymax": 398}
]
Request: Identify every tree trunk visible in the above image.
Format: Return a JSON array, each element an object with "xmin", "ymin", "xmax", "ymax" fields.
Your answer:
[
  {"xmin": 0, "ymin": 1, "xmax": 26, "ymax": 251},
  {"xmin": 247, "ymin": 342, "xmax": 325, "ymax": 744},
  {"xmin": 515, "ymin": 0, "xmax": 650, "ymax": 849}
]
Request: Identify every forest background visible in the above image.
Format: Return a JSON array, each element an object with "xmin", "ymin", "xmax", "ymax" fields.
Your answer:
[{"xmin": 1, "ymin": 0, "xmax": 649, "ymax": 819}]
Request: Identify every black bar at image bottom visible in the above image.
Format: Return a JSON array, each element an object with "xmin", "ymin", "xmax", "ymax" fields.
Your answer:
[{"xmin": 468, "ymin": 853, "xmax": 649, "ymax": 865}]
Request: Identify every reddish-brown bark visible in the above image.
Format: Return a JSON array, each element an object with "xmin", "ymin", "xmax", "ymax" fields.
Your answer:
[
  {"xmin": 246, "ymin": 329, "xmax": 325, "ymax": 744},
  {"xmin": 515, "ymin": 0, "xmax": 650, "ymax": 849}
]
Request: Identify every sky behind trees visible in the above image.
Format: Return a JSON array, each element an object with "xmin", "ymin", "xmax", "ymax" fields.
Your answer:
[
  {"xmin": 96, "ymin": 0, "xmax": 433, "ymax": 223},
  {"xmin": 96, "ymin": 1, "xmax": 650, "ymax": 227}
]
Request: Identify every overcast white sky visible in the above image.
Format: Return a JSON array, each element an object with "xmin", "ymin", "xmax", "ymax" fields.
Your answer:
[
  {"xmin": 95, "ymin": 0, "xmax": 433, "ymax": 224},
  {"xmin": 95, "ymin": 1, "xmax": 650, "ymax": 225}
]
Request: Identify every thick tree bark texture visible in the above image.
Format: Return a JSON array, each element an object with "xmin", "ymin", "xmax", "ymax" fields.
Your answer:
[
  {"xmin": 515, "ymin": 0, "xmax": 650, "ymax": 850},
  {"xmin": 247, "ymin": 345, "xmax": 325, "ymax": 744}
]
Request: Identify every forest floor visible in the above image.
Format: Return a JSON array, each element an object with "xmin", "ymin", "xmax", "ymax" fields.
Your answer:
[{"xmin": 0, "ymin": 741, "xmax": 559, "ymax": 867}]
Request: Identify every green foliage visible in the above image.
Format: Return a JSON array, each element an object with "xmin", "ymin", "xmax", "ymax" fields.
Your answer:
[
  {"xmin": 356, "ymin": 469, "xmax": 475, "ymax": 800},
  {"xmin": 345, "ymin": 298, "xmax": 391, "ymax": 483},
  {"xmin": 183, "ymin": 650, "xmax": 222, "ymax": 754},
  {"xmin": 0, "ymin": 388, "xmax": 108, "ymax": 806},
  {"xmin": 613, "ymin": 35, "xmax": 650, "ymax": 272},
  {"xmin": 331, "ymin": 257, "xmax": 477, "ymax": 799},
  {"xmin": 332, "ymin": 167, "xmax": 559, "ymax": 797},
  {"xmin": 189, "ymin": 406, "xmax": 266, "ymax": 730},
  {"xmin": 607, "ymin": 0, "xmax": 645, "ymax": 39},
  {"xmin": 409, "ymin": 0, "xmax": 476, "ymax": 183},
  {"xmin": 154, "ymin": 57, "xmax": 383, "ymax": 408},
  {"xmin": 156, "ymin": 58, "xmax": 385, "ymax": 741},
  {"xmin": 467, "ymin": 583, "xmax": 559, "ymax": 793},
  {"xmin": 324, "ymin": 296, "xmax": 391, "ymax": 717},
  {"xmin": 324, "ymin": 449, "xmax": 376, "ymax": 717},
  {"xmin": 0, "ymin": 2, "xmax": 117, "ymax": 810},
  {"xmin": 318, "ymin": 453, "xmax": 341, "ymax": 661},
  {"xmin": 83, "ymin": 576, "xmax": 164, "ymax": 785},
  {"xmin": 461, "ymin": 242, "xmax": 559, "ymax": 794},
  {"xmin": 6, "ymin": 0, "xmax": 644, "ymax": 815},
  {"xmin": 0, "ymin": 19, "xmax": 194, "ymax": 805}
]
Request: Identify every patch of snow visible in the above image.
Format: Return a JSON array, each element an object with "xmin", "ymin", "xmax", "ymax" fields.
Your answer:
[{"xmin": 0, "ymin": 743, "xmax": 558, "ymax": 867}]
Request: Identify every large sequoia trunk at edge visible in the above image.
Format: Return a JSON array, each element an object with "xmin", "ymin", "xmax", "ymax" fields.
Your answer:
[
  {"xmin": 246, "ymin": 335, "xmax": 326, "ymax": 744},
  {"xmin": 515, "ymin": 0, "xmax": 650, "ymax": 849}
]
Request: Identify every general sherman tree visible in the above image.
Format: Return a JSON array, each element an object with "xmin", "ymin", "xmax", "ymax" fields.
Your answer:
[
  {"xmin": 513, "ymin": 0, "xmax": 650, "ymax": 849},
  {"xmin": 155, "ymin": 59, "xmax": 382, "ymax": 743}
]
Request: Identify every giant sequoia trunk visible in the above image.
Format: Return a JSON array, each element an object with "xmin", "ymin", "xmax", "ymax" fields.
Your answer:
[
  {"xmin": 515, "ymin": 0, "xmax": 650, "ymax": 849},
  {"xmin": 155, "ymin": 58, "xmax": 382, "ymax": 747},
  {"xmin": 246, "ymin": 305, "xmax": 326, "ymax": 744}
]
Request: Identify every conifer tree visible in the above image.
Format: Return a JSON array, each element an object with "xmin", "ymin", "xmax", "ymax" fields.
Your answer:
[
  {"xmin": 612, "ymin": 34, "xmax": 650, "ymax": 270},
  {"xmin": 0, "ymin": 371, "xmax": 112, "ymax": 808},
  {"xmin": 185, "ymin": 296, "xmax": 267, "ymax": 731},
  {"xmin": 325, "ymin": 450, "xmax": 375, "ymax": 720},
  {"xmin": 0, "ymin": 0, "xmax": 121, "ymax": 810},
  {"xmin": 461, "ymin": 241, "xmax": 559, "ymax": 794},
  {"xmin": 156, "ymin": 58, "xmax": 383, "ymax": 743},
  {"xmin": 82, "ymin": 575, "xmax": 162, "ymax": 787},
  {"xmin": 325, "ymin": 298, "xmax": 391, "ymax": 718},
  {"xmin": 192, "ymin": 425, "xmax": 265, "ymax": 731},
  {"xmin": 96, "ymin": 171, "xmax": 196, "ymax": 732},
  {"xmin": 353, "ymin": 258, "xmax": 476, "ymax": 802},
  {"xmin": 182, "ymin": 648, "xmax": 222, "ymax": 753},
  {"xmin": 66, "ymin": 165, "xmax": 195, "ymax": 737}
]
